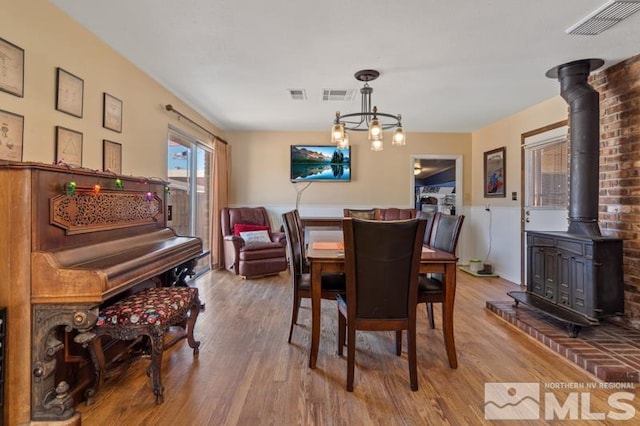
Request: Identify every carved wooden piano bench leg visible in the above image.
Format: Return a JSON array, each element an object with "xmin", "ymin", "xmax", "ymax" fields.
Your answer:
[{"xmin": 87, "ymin": 286, "xmax": 201, "ymax": 405}]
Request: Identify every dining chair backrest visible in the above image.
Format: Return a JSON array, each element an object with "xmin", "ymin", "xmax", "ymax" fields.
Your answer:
[
  {"xmin": 416, "ymin": 210, "xmax": 437, "ymax": 245},
  {"xmin": 343, "ymin": 208, "xmax": 376, "ymax": 219},
  {"xmin": 291, "ymin": 209, "xmax": 309, "ymax": 273},
  {"xmin": 343, "ymin": 218, "xmax": 426, "ymax": 320},
  {"xmin": 282, "ymin": 210, "xmax": 304, "ymax": 279},
  {"xmin": 373, "ymin": 208, "xmax": 418, "ymax": 221},
  {"xmin": 428, "ymin": 213, "xmax": 465, "ymax": 254},
  {"xmin": 292, "ymin": 209, "xmax": 304, "ymax": 245}
]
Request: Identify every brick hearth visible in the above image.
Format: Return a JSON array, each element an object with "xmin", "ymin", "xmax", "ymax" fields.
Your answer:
[{"xmin": 487, "ymin": 301, "xmax": 640, "ymax": 383}]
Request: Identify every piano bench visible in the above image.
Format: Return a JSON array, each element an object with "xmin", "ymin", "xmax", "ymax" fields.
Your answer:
[{"xmin": 88, "ymin": 286, "xmax": 201, "ymax": 404}]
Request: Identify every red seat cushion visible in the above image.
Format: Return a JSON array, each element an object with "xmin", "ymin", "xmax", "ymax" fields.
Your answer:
[{"xmin": 233, "ymin": 223, "xmax": 270, "ymax": 236}]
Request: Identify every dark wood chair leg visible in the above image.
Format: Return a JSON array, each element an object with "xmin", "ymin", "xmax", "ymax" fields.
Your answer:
[
  {"xmin": 346, "ymin": 327, "xmax": 356, "ymax": 392},
  {"xmin": 408, "ymin": 324, "xmax": 418, "ymax": 391},
  {"xmin": 395, "ymin": 330, "xmax": 402, "ymax": 356},
  {"xmin": 338, "ymin": 310, "xmax": 346, "ymax": 356},
  {"xmin": 426, "ymin": 302, "xmax": 435, "ymax": 329},
  {"xmin": 288, "ymin": 295, "xmax": 301, "ymax": 343}
]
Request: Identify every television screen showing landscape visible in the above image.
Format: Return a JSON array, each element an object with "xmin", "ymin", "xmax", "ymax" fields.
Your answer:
[{"xmin": 290, "ymin": 145, "xmax": 351, "ymax": 182}]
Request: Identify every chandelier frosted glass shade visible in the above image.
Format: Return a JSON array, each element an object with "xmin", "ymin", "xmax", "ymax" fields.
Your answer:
[
  {"xmin": 331, "ymin": 122, "xmax": 345, "ymax": 145},
  {"xmin": 392, "ymin": 124, "xmax": 406, "ymax": 146},
  {"xmin": 370, "ymin": 139, "xmax": 384, "ymax": 151},
  {"xmin": 368, "ymin": 116, "xmax": 383, "ymax": 141},
  {"xmin": 337, "ymin": 132, "xmax": 349, "ymax": 149}
]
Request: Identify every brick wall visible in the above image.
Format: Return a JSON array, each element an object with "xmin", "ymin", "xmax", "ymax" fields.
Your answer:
[{"xmin": 590, "ymin": 53, "xmax": 640, "ymax": 328}]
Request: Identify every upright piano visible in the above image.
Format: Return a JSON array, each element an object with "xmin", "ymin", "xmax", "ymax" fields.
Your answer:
[{"xmin": 0, "ymin": 162, "xmax": 203, "ymax": 425}]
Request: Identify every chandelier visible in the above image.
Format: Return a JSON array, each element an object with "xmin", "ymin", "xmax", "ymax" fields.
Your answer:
[{"xmin": 330, "ymin": 70, "xmax": 406, "ymax": 151}]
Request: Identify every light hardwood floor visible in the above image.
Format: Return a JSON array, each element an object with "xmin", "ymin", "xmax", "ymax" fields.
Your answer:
[{"xmin": 77, "ymin": 269, "xmax": 638, "ymax": 425}]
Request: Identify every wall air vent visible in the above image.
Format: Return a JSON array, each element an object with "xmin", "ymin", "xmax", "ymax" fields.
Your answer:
[
  {"xmin": 566, "ymin": 0, "xmax": 640, "ymax": 35},
  {"xmin": 322, "ymin": 89, "xmax": 356, "ymax": 102},
  {"xmin": 288, "ymin": 89, "xmax": 307, "ymax": 100}
]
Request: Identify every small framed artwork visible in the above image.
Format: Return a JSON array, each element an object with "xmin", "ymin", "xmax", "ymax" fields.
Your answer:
[
  {"xmin": 55, "ymin": 126, "xmax": 83, "ymax": 167},
  {"xmin": 0, "ymin": 109, "xmax": 24, "ymax": 161},
  {"xmin": 0, "ymin": 37, "xmax": 25, "ymax": 97},
  {"xmin": 484, "ymin": 147, "xmax": 506, "ymax": 198},
  {"xmin": 55, "ymin": 68, "xmax": 84, "ymax": 118},
  {"xmin": 103, "ymin": 92, "xmax": 123, "ymax": 132},
  {"xmin": 103, "ymin": 140, "xmax": 122, "ymax": 174}
]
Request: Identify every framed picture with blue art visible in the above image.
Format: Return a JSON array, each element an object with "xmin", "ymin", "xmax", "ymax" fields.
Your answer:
[
  {"xmin": 484, "ymin": 146, "xmax": 505, "ymax": 198},
  {"xmin": 290, "ymin": 145, "xmax": 351, "ymax": 182}
]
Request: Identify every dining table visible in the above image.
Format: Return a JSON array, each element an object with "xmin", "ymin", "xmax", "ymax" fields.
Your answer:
[{"xmin": 306, "ymin": 229, "xmax": 459, "ymax": 369}]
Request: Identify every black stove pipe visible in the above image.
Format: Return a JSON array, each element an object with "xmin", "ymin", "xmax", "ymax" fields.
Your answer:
[{"xmin": 546, "ymin": 59, "xmax": 604, "ymax": 236}]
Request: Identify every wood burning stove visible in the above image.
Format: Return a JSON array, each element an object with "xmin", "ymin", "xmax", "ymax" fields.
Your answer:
[{"xmin": 508, "ymin": 59, "xmax": 624, "ymax": 337}]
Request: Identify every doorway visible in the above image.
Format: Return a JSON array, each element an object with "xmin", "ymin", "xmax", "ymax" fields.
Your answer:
[
  {"xmin": 411, "ymin": 155, "xmax": 462, "ymax": 216},
  {"xmin": 520, "ymin": 120, "xmax": 569, "ymax": 285},
  {"xmin": 167, "ymin": 127, "xmax": 213, "ymax": 275}
]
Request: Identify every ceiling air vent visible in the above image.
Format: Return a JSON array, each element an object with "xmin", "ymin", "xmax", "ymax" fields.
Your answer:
[
  {"xmin": 288, "ymin": 89, "xmax": 307, "ymax": 100},
  {"xmin": 322, "ymin": 89, "xmax": 356, "ymax": 102},
  {"xmin": 566, "ymin": 0, "xmax": 640, "ymax": 35}
]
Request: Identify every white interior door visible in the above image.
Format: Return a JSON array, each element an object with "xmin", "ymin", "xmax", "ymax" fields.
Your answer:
[{"xmin": 521, "ymin": 122, "xmax": 569, "ymax": 285}]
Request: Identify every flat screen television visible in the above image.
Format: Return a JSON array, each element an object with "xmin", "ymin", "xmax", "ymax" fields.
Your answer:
[{"xmin": 290, "ymin": 145, "xmax": 351, "ymax": 182}]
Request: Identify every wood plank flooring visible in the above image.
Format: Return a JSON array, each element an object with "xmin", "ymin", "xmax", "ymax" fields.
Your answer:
[{"xmin": 76, "ymin": 269, "xmax": 639, "ymax": 425}]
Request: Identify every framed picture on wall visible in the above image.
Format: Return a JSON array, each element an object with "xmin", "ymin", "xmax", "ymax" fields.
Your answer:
[
  {"xmin": 103, "ymin": 92, "xmax": 123, "ymax": 132},
  {"xmin": 55, "ymin": 126, "xmax": 83, "ymax": 167},
  {"xmin": 0, "ymin": 109, "xmax": 24, "ymax": 161},
  {"xmin": 0, "ymin": 37, "xmax": 24, "ymax": 97},
  {"xmin": 484, "ymin": 146, "xmax": 506, "ymax": 198},
  {"xmin": 55, "ymin": 68, "xmax": 84, "ymax": 118},
  {"xmin": 103, "ymin": 139, "xmax": 122, "ymax": 174}
]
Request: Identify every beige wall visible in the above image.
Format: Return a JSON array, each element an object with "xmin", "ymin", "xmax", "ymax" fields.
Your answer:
[
  {"xmin": 468, "ymin": 96, "xmax": 569, "ymax": 283},
  {"xmin": 4, "ymin": 0, "xmax": 222, "ymax": 177},
  {"xmin": 227, "ymin": 130, "xmax": 471, "ymax": 208},
  {"xmin": 471, "ymin": 96, "xmax": 569, "ymax": 208}
]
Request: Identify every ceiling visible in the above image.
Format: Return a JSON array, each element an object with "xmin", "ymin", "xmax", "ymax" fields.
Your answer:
[{"xmin": 51, "ymin": 0, "xmax": 640, "ymax": 134}]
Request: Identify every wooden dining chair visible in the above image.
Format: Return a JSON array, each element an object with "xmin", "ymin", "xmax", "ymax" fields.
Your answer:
[
  {"xmin": 417, "ymin": 210, "xmax": 437, "ymax": 245},
  {"xmin": 419, "ymin": 213, "xmax": 465, "ymax": 329},
  {"xmin": 291, "ymin": 209, "xmax": 309, "ymax": 273},
  {"xmin": 337, "ymin": 217, "xmax": 426, "ymax": 391},
  {"xmin": 343, "ymin": 208, "xmax": 375, "ymax": 219},
  {"xmin": 282, "ymin": 211, "xmax": 345, "ymax": 343},
  {"xmin": 373, "ymin": 208, "xmax": 419, "ymax": 220}
]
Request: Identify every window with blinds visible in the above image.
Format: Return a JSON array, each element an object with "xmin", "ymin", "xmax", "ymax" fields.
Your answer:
[{"xmin": 525, "ymin": 135, "xmax": 568, "ymax": 208}]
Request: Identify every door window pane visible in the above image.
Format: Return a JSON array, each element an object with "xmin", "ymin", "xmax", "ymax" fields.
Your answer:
[
  {"xmin": 525, "ymin": 138, "xmax": 568, "ymax": 208},
  {"xmin": 168, "ymin": 138, "xmax": 192, "ymax": 236}
]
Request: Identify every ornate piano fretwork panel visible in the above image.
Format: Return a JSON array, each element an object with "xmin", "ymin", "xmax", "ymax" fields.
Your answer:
[
  {"xmin": 32, "ymin": 304, "xmax": 98, "ymax": 422},
  {"xmin": 50, "ymin": 190, "xmax": 162, "ymax": 235}
]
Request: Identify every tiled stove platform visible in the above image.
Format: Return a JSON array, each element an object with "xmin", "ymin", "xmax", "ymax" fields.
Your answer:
[{"xmin": 487, "ymin": 300, "xmax": 640, "ymax": 383}]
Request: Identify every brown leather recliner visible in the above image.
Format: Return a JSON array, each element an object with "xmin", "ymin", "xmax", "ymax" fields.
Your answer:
[{"xmin": 221, "ymin": 207, "xmax": 287, "ymax": 278}]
